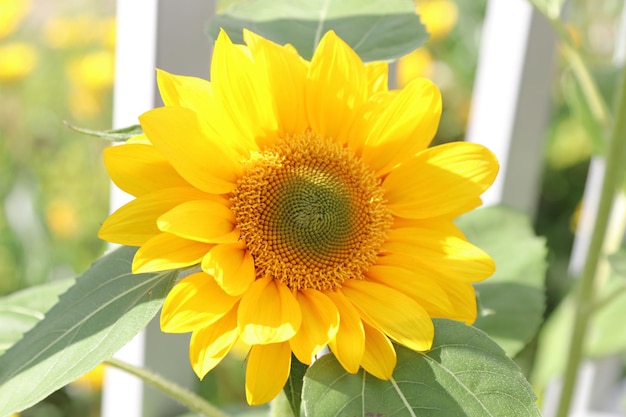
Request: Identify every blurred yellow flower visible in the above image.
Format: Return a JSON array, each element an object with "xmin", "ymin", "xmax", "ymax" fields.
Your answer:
[
  {"xmin": 0, "ymin": 42, "xmax": 37, "ymax": 82},
  {"xmin": 68, "ymin": 88, "xmax": 102, "ymax": 119},
  {"xmin": 46, "ymin": 198, "xmax": 79, "ymax": 239},
  {"xmin": 68, "ymin": 50, "xmax": 115, "ymax": 91},
  {"xmin": 66, "ymin": 50, "xmax": 115, "ymax": 119},
  {"xmin": 43, "ymin": 14, "xmax": 99, "ymax": 48},
  {"xmin": 72, "ymin": 364, "xmax": 105, "ymax": 391},
  {"xmin": 396, "ymin": 47, "xmax": 433, "ymax": 88},
  {"xmin": 416, "ymin": 0, "xmax": 459, "ymax": 41},
  {"xmin": 0, "ymin": 0, "xmax": 31, "ymax": 40}
]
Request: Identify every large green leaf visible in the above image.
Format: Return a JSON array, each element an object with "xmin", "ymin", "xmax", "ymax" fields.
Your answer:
[
  {"xmin": 530, "ymin": 294, "xmax": 574, "ymax": 390},
  {"xmin": 0, "ymin": 279, "xmax": 75, "ymax": 355},
  {"xmin": 587, "ymin": 276, "xmax": 626, "ymax": 357},
  {"xmin": 456, "ymin": 206, "xmax": 548, "ymax": 357},
  {"xmin": 283, "ymin": 354, "xmax": 307, "ymax": 417},
  {"xmin": 608, "ymin": 246, "xmax": 626, "ymax": 277},
  {"xmin": 302, "ymin": 319, "xmax": 541, "ymax": 417},
  {"xmin": 531, "ymin": 275, "xmax": 626, "ymax": 390},
  {"xmin": 207, "ymin": 0, "xmax": 428, "ymax": 62},
  {"xmin": 0, "ymin": 246, "xmax": 178, "ymax": 417}
]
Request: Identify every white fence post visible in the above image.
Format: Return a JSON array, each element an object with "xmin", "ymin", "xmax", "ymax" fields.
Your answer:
[
  {"xmin": 102, "ymin": 1, "xmax": 214, "ymax": 416},
  {"xmin": 465, "ymin": 0, "xmax": 556, "ymax": 217}
]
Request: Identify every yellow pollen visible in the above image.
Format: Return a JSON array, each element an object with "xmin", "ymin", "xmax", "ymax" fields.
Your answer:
[{"xmin": 230, "ymin": 131, "xmax": 392, "ymax": 291}]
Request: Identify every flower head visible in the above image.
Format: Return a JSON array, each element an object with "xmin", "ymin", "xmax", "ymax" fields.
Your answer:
[{"xmin": 99, "ymin": 29, "xmax": 498, "ymax": 405}]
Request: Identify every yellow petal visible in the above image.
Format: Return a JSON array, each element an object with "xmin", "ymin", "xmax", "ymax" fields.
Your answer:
[
  {"xmin": 377, "ymin": 247, "xmax": 478, "ymax": 325},
  {"xmin": 361, "ymin": 321, "xmax": 396, "ymax": 380},
  {"xmin": 342, "ymin": 279, "xmax": 434, "ymax": 352},
  {"xmin": 160, "ymin": 272, "xmax": 240, "ymax": 333},
  {"xmin": 189, "ymin": 308, "xmax": 239, "ymax": 379},
  {"xmin": 438, "ymin": 279, "xmax": 478, "ymax": 324},
  {"xmin": 289, "ymin": 289, "xmax": 339, "ymax": 364},
  {"xmin": 132, "ymin": 233, "xmax": 212, "ymax": 273},
  {"xmin": 376, "ymin": 253, "xmax": 478, "ymax": 323},
  {"xmin": 324, "ymin": 289, "xmax": 365, "ymax": 373},
  {"xmin": 245, "ymin": 342, "xmax": 291, "ymax": 405},
  {"xmin": 156, "ymin": 69, "xmax": 258, "ymax": 155},
  {"xmin": 365, "ymin": 262, "xmax": 454, "ymax": 318},
  {"xmin": 139, "ymin": 106, "xmax": 242, "ymax": 194},
  {"xmin": 211, "ymin": 30, "xmax": 277, "ymax": 147},
  {"xmin": 383, "ymin": 226, "xmax": 495, "ymax": 283},
  {"xmin": 157, "ymin": 199, "xmax": 240, "ymax": 244},
  {"xmin": 98, "ymin": 187, "xmax": 212, "ymax": 246},
  {"xmin": 392, "ymin": 215, "xmax": 467, "ymax": 239},
  {"xmin": 365, "ymin": 61, "xmax": 388, "ymax": 95},
  {"xmin": 348, "ymin": 90, "xmax": 398, "ymax": 153},
  {"xmin": 359, "ymin": 78, "xmax": 442, "ymax": 175},
  {"xmin": 157, "ymin": 68, "xmax": 212, "ymax": 111},
  {"xmin": 238, "ymin": 276, "xmax": 302, "ymax": 345},
  {"xmin": 383, "ymin": 141, "xmax": 499, "ymax": 219},
  {"xmin": 201, "ymin": 242, "xmax": 255, "ymax": 296},
  {"xmin": 126, "ymin": 133, "xmax": 150, "ymax": 144},
  {"xmin": 103, "ymin": 144, "xmax": 189, "ymax": 197},
  {"xmin": 244, "ymin": 30, "xmax": 308, "ymax": 138},
  {"xmin": 306, "ymin": 31, "xmax": 367, "ymax": 145}
]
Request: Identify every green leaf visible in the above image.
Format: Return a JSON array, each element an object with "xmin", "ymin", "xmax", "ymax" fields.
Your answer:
[
  {"xmin": 65, "ymin": 122, "xmax": 143, "ymax": 142},
  {"xmin": 0, "ymin": 279, "xmax": 75, "ymax": 355},
  {"xmin": 532, "ymin": 275, "xmax": 626, "ymax": 388},
  {"xmin": 530, "ymin": 294, "xmax": 574, "ymax": 389},
  {"xmin": 608, "ymin": 247, "xmax": 626, "ymax": 277},
  {"xmin": 302, "ymin": 319, "xmax": 540, "ymax": 417},
  {"xmin": 456, "ymin": 206, "xmax": 548, "ymax": 357},
  {"xmin": 588, "ymin": 276, "xmax": 626, "ymax": 357},
  {"xmin": 283, "ymin": 354, "xmax": 307, "ymax": 417},
  {"xmin": 0, "ymin": 246, "xmax": 178, "ymax": 416},
  {"xmin": 207, "ymin": 0, "xmax": 429, "ymax": 62}
]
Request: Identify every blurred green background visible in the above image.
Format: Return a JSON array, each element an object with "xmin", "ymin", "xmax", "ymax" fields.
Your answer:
[
  {"xmin": 1, "ymin": 0, "xmax": 623, "ymax": 415},
  {"xmin": 1, "ymin": 0, "xmax": 114, "ymax": 415}
]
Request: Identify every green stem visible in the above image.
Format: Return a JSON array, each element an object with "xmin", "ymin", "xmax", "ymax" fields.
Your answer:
[
  {"xmin": 104, "ymin": 358, "xmax": 229, "ymax": 417},
  {"xmin": 555, "ymin": 63, "xmax": 626, "ymax": 417}
]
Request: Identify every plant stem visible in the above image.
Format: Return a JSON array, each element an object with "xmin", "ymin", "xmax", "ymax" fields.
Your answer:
[
  {"xmin": 555, "ymin": 63, "xmax": 626, "ymax": 417},
  {"xmin": 104, "ymin": 358, "xmax": 229, "ymax": 417}
]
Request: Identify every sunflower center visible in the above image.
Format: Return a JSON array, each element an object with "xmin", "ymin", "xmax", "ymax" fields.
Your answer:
[{"xmin": 230, "ymin": 132, "xmax": 392, "ymax": 291}]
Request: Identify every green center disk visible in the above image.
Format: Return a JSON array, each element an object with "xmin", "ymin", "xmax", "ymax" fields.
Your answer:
[{"xmin": 266, "ymin": 167, "xmax": 357, "ymax": 263}]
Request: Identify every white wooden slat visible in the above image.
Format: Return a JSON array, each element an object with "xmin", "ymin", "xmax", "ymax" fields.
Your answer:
[
  {"xmin": 465, "ymin": 0, "xmax": 556, "ymax": 216},
  {"xmin": 101, "ymin": 2, "xmax": 158, "ymax": 416},
  {"xmin": 102, "ymin": 1, "xmax": 214, "ymax": 416}
]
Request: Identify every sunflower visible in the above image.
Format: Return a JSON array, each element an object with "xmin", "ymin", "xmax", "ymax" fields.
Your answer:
[{"xmin": 99, "ymin": 29, "xmax": 498, "ymax": 405}]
